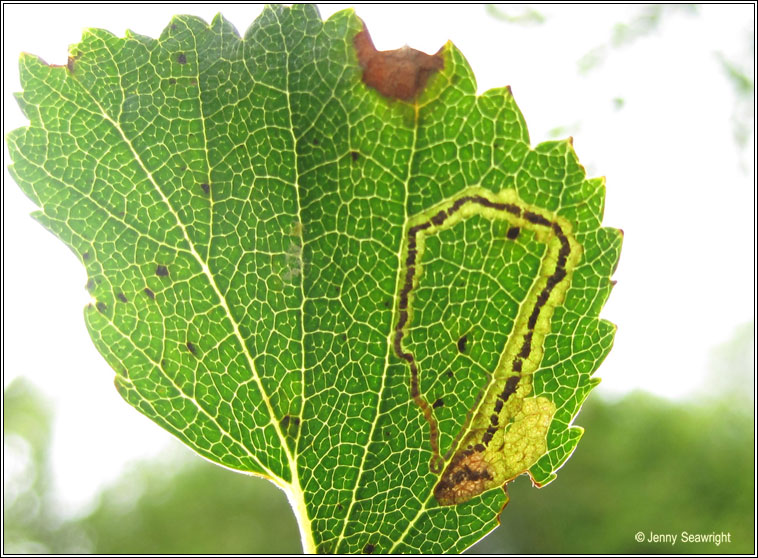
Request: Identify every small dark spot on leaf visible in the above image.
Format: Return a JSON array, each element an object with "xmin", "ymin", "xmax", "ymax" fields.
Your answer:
[
  {"xmin": 384, "ymin": 299, "xmax": 391, "ymax": 308},
  {"xmin": 85, "ymin": 279, "xmax": 96, "ymax": 292},
  {"xmin": 186, "ymin": 341, "xmax": 197, "ymax": 356},
  {"xmin": 177, "ymin": 53, "xmax": 187, "ymax": 64},
  {"xmin": 117, "ymin": 292, "xmax": 128, "ymax": 303},
  {"xmin": 506, "ymin": 226, "xmax": 520, "ymax": 240},
  {"xmin": 156, "ymin": 265, "xmax": 169, "ymax": 277},
  {"xmin": 293, "ymin": 417, "xmax": 301, "ymax": 427},
  {"xmin": 67, "ymin": 56, "xmax": 76, "ymax": 73},
  {"xmin": 281, "ymin": 415, "xmax": 291, "ymax": 428},
  {"xmin": 433, "ymin": 398, "xmax": 444, "ymax": 409},
  {"xmin": 190, "ymin": 78, "xmax": 197, "ymax": 86},
  {"xmin": 337, "ymin": 503, "xmax": 343, "ymax": 510},
  {"xmin": 200, "ymin": 183, "xmax": 210, "ymax": 195},
  {"xmin": 82, "ymin": 252, "xmax": 90, "ymax": 260},
  {"xmin": 171, "ymin": 24, "xmax": 177, "ymax": 31},
  {"xmin": 312, "ymin": 138, "xmax": 319, "ymax": 145},
  {"xmin": 161, "ymin": 359, "xmax": 167, "ymax": 369},
  {"xmin": 457, "ymin": 335, "xmax": 468, "ymax": 353},
  {"xmin": 96, "ymin": 301, "xmax": 107, "ymax": 314},
  {"xmin": 446, "ymin": 369, "xmax": 453, "ymax": 378},
  {"xmin": 350, "ymin": 151, "xmax": 360, "ymax": 162},
  {"xmin": 363, "ymin": 543, "xmax": 375, "ymax": 554},
  {"xmin": 169, "ymin": 78, "xmax": 177, "ymax": 85},
  {"xmin": 341, "ymin": 333, "xmax": 347, "ymax": 342},
  {"xmin": 385, "ymin": 430, "xmax": 391, "ymax": 438},
  {"xmin": 144, "ymin": 287, "xmax": 155, "ymax": 299}
]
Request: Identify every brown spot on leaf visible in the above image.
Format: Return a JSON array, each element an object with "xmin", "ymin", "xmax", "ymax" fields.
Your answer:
[
  {"xmin": 96, "ymin": 301, "xmax": 107, "ymax": 314},
  {"xmin": 200, "ymin": 183, "xmax": 210, "ymax": 195},
  {"xmin": 144, "ymin": 287, "xmax": 155, "ymax": 300},
  {"xmin": 433, "ymin": 398, "xmax": 444, "ymax": 409},
  {"xmin": 354, "ymin": 24, "xmax": 443, "ymax": 101},
  {"xmin": 116, "ymin": 292, "xmax": 128, "ymax": 303},
  {"xmin": 177, "ymin": 53, "xmax": 187, "ymax": 64},
  {"xmin": 434, "ymin": 448, "xmax": 493, "ymax": 505},
  {"xmin": 169, "ymin": 78, "xmax": 177, "ymax": 85},
  {"xmin": 350, "ymin": 151, "xmax": 360, "ymax": 162},
  {"xmin": 363, "ymin": 543, "xmax": 375, "ymax": 554},
  {"xmin": 156, "ymin": 265, "xmax": 169, "ymax": 277}
]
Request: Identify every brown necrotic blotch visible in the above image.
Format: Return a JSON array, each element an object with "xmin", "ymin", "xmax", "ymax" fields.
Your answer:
[
  {"xmin": 354, "ymin": 23, "xmax": 443, "ymax": 101},
  {"xmin": 433, "ymin": 447, "xmax": 494, "ymax": 506}
]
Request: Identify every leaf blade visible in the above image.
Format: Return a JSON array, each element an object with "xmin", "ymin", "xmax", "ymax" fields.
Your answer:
[{"xmin": 8, "ymin": 6, "xmax": 622, "ymax": 553}]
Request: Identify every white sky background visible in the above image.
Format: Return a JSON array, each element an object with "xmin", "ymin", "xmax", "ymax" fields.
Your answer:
[{"xmin": 3, "ymin": 4, "xmax": 755, "ymax": 513}]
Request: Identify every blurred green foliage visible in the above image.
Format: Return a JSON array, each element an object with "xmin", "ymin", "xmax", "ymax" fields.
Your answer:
[
  {"xmin": 4, "ymin": 323, "xmax": 753, "ymax": 554},
  {"xmin": 3, "ymin": 380, "xmax": 299, "ymax": 553},
  {"xmin": 577, "ymin": 5, "xmax": 699, "ymax": 74},
  {"xmin": 485, "ymin": 4, "xmax": 545, "ymax": 26}
]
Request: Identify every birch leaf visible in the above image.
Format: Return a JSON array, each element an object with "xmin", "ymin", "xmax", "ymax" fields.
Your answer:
[{"xmin": 7, "ymin": 5, "xmax": 622, "ymax": 553}]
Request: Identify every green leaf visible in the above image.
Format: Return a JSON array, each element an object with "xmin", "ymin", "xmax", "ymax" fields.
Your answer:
[{"xmin": 7, "ymin": 5, "xmax": 622, "ymax": 553}]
